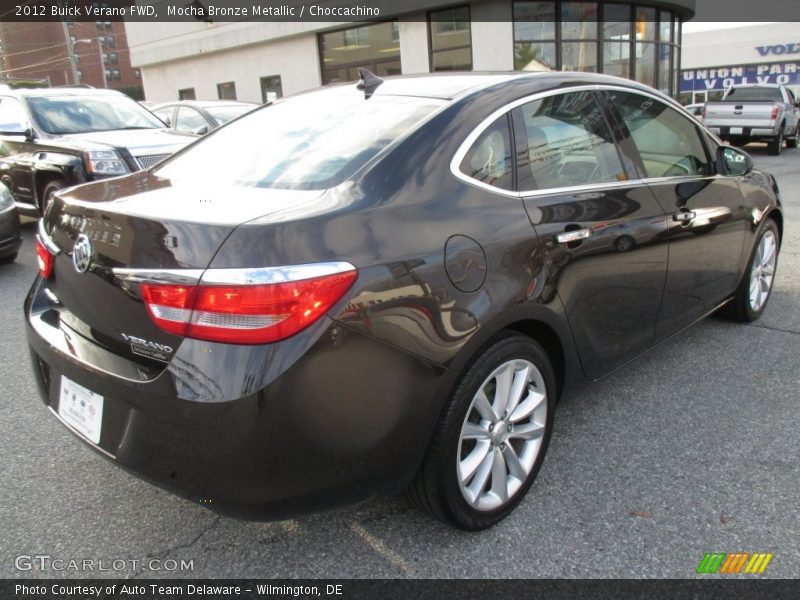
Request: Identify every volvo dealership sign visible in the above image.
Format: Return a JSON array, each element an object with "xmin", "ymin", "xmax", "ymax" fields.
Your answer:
[
  {"xmin": 756, "ymin": 44, "xmax": 800, "ymax": 57},
  {"xmin": 681, "ymin": 61, "xmax": 800, "ymax": 93}
]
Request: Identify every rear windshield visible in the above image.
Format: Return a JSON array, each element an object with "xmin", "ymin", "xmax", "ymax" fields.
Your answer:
[
  {"xmin": 725, "ymin": 87, "xmax": 784, "ymax": 102},
  {"xmin": 204, "ymin": 104, "xmax": 255, "ymax": 125},
  {"xmin": 27, "ymin": 94, "xmax": 165, "ymax": 134},
  {"xmin": 154, "ymin": 91, "xmax": 444, "ymax": 190}
]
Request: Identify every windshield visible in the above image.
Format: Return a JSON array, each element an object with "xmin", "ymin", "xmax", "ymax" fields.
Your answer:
[
  {"xmin": 155, "ymin": 91, "xmax": 444, "ymax": 190},
  {"xmin": 205, "ymin": 104, "xmax": 255, "ymax": 125},
  {"xmin": 27, "ymin": 94, "xmax": 165, "ymax": 134},
  {"xmin": 725, "ymin": 87, "xmax": 784, "ymax": 102}
]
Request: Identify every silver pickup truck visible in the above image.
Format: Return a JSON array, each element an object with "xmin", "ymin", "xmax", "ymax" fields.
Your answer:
[{"xmin": 704, "ymin": 84, "xmax": 800, "ymax": 155}]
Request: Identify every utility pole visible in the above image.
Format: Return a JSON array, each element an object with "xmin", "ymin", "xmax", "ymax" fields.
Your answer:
[{"xmin": 61, "ymin": 22, "xmax": 79, "ymax": 85}]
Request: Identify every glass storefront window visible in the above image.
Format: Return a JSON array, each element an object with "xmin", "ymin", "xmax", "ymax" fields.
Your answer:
[
  {"xmin": 603, "ymin": 41, "xmax": 629, "ymax": 78},
  {"xmin": 561, "ymin": 3, "xmax": 597, "ymax": 39},
  {"xmin": 509, "ymin": 1, "xmax": 683, "ymax": 95},
  {"xmin": 514, "ymin": 1, "xmax": 556, "ymax": 42},
  {"xmin": 320, "ymin": 22, "xmax": 401, "ymax": 85},
  {"xmin": 635, "ymin": 7, "xmax": 656, "ymax": 41},
  {"xmin": 603, "ymin": 4, "xmax": 631, "ymax": 40},
  {"xmin": 515, "ymin": 42, "xmax": 557, "ymax": 71},
  {"xmin": 635, "ymin": 42, "xmax": 656, "ymax": 86},
  {"xmin": 659, "ymin": 10, "xmax": 672, "ymax": 43},
  {"xmin": 562, "ymin": 42, "xmax": 597, "ymax": 72},
  {"xmin": 658, "ymin": 44, "xmax": 671, "ymax": 94},
  {"xmin": 429, "ymin": 6, "xmax": 472, "ymax": 71}
]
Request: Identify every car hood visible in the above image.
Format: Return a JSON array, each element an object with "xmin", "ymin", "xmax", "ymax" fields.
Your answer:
[{"xmin": 57, "ymin": 128, "xmax": 195, "ymax": 156}]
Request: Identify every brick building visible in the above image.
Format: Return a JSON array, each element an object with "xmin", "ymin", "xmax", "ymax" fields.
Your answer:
[{"xmin": 0, "ymin": 18, "xmax": 143, "ymax": 97}]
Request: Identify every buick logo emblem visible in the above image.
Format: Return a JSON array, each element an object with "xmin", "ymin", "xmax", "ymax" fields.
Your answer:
[{"xmin": 72, "ymin": 234, "xmax": 93, "ymax": 273}]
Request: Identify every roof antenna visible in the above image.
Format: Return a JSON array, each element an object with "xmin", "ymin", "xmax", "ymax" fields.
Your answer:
[{"xmin": 356, "ymin": 68, "xmax": 384, "ymax": 99}]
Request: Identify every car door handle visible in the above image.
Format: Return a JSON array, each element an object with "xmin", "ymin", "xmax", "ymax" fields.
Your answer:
[
  {"xmin": 555, "ymin": 228, "xmax": 592, "ymax": 245},
  {"xmin": 672, "ymin": 210, "xmax": 696, "ymax": 223}
]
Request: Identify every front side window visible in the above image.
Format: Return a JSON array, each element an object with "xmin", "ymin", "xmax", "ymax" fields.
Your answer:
[
  {"xmin": 152, "ymin": 106, "xmax": 173, "ymax": 126},
  {"xmin": 459, "ymin": 115, "xmax": 513, "ymax": 191},
  {"xmin": 514, "ymin": 91, "xmax": 626, "ymax": 191},
  {"xmin": 175, "ymin": 107, "xmax": 206, "ymax": 134},
  {"xmin": 155, "ymin": 91, "xmax": 443, "ymax": 191},
  {"xmin": 608, "ymin": 91, "xmax": 712, "ymax": 178}
]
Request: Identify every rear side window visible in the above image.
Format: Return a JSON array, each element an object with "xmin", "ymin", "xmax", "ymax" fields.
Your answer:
[
  {"xmin": 609, "ymin": 91, "xmax": 712, "ymax": 178},
  {"xmin": 459, "ymin": 115, "xmax": 513, "ymax": 191},
  {"xmin": 513, "ymin": 91, "xmax": 626, "ymax": 192},
  {"xmin": 155, "ymin": 91, "xmax": 444, "ymax": 190}
]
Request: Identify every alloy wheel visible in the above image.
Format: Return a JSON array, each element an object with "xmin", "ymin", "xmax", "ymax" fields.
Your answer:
[
  {"xmin": 457, "ymin": 359, "xmax": 547, "ymax": 511},
  {"xmin": 749, "ymin": 230, "xmax": 777, "ymax": 312}
]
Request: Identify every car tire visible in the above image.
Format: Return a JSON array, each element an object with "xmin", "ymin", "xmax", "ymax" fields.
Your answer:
[
  {"xmin": 725, "ymin": 219, "xmax": 780, "ymax": 322},
  {"xmin": 41, "ymin": 180, "xmax": 67, "ymax": 216},
  {"xmin": 767, "ymin": 128, "xmax": 784, "ymax": 156},
  {"xmin": 0, "ymin": 252, "xmax": 17, "ymax": 264},
  {"xmin": 787, "ymin": 125, "xmax": 800, "ymax": 149},
  {"xmin": 408, "ymin": 332, "xmax": 556, "ymax": 530}
]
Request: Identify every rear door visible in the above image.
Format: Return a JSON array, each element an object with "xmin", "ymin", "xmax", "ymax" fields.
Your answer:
[
  {"xmin": 514, "ymin": 90, "xmax": 669, "ymax": 380},
  {"xmin": 603, "ymin": 90, "xmax": 748, "ymax": 339}
]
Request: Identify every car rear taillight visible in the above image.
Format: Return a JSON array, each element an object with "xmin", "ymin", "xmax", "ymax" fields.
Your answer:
[
  {"xmin": 140, "ymin": 265, "xmax": 357, "ymax": 344},
  {"xmin": 36, "ymin": 237, "xmax": 54, "ymax": 279},
  {"xmin": 771, "ymin": 105, "xmax": 780, "ymax": 120}
]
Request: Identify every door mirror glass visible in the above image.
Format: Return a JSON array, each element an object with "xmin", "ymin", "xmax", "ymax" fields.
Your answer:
[
  {"xmin": 718, "ymin": 146, "xmax": 753, "ymax": 176},
  {"xmin": 0, "ymin": 121, "xmax": 26, "ymax": 135}
]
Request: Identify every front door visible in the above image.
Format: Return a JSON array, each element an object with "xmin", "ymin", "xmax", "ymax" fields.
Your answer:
[
  {"xmin": 513, "ymin": 90, "xmax": 669, "ymax": 380},
  {"xmin": 603, "ymin": 90, "xmax": 748, "ymax": 339}
]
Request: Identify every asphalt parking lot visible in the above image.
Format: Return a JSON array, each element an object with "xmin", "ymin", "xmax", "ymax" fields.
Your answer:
[{"xmin": 1, "ymin": 146, "xmax": 798, "ymax": 580}]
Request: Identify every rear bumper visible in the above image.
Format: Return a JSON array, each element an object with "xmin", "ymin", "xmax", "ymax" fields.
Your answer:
[
  {"xmin": 25, "ymin": 277, "xmax": 447, "ymax": 519},
  {"xmin": 708, "ymin": 125, "xmax": 782, "ymax": 139}
]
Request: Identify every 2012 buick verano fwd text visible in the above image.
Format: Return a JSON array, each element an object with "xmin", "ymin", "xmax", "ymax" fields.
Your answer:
[{"xmin": 26, "ymin": 72, "xmax": 782, "ymax": 530}]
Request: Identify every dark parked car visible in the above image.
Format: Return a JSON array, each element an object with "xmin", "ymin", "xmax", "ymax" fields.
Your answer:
[
  {"xmin": 151, "ymin": 100, "xmax": 259, "ymax": 136},
  {"xmin": 27, "ymin": 72, "xmax": 782, "ymax": 530},
  {"xmin": 0, "ymin": 87, "xmax": 194, "ymax": 217},
  {"xmin": 0, "ymin": 183, "xmax": 21, "ymax": 263}
]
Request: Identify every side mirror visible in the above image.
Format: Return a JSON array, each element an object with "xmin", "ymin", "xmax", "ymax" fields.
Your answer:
[
  {"xmin": 192, "ymin": 125, "xmax": 208, "ymax": 135},
  {"xmin": 717, "ymin": 145, "xmax": 753, "ymax": 177},
  {"xmin": 0, "ymin": 124, "xmax": 32, "ymax": 140}
]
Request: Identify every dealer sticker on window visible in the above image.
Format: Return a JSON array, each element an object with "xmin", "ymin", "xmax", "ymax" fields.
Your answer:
[{"xmin": 58, "ymin": 375, "xmax": 104, "ymax": 444}]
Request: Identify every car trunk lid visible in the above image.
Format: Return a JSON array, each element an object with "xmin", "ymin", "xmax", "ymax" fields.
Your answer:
[{"xmin": 40, "ymin": 171, "xmax": 325, "ymax": 366}]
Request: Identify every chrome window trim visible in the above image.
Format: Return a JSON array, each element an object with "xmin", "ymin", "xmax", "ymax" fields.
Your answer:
[
  {"xmin": 113, "ymin": 261, "xmax": 357, "ymax": 287},
  {"xmin": 450, "ymin": 83, "xmax": 712, "ymax": 199}
]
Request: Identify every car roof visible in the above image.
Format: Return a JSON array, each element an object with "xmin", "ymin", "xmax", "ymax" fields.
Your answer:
[
  {"xmin": 325, "ymin": 71, "xmax": 676, "ymax": 103},
  {"xmin": 9, "ymin": 87, "xmax": 126, "ymax": 98},
  {"xmin": 153, "ymin": 100, "xmax": 258, "ymax": 109}
]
